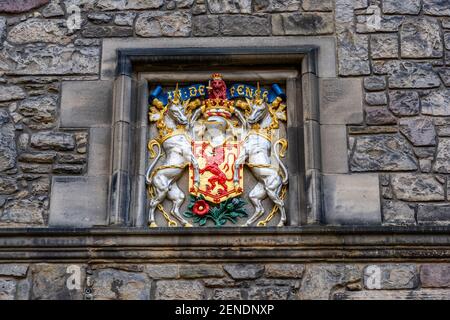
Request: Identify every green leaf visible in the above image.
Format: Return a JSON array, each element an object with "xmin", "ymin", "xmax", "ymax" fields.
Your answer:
[{"xmin": 199, "ymin": 217, "xmax": 207, "ymax": 226}]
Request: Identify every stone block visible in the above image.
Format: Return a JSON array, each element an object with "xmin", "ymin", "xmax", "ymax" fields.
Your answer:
[
  {"xmin": 135, "ymin": 11, "xmax": 191, "ymax": 37},
  {"xmin": 212, "ymin": 288, "xmax": 242, "ymax": 300},
  {"xmin": 146, "ymin": 265, "xmax": 179, "ymax": 279},
  {"xmin": 155, "ymin": 280, "xmax": 205, "ymax": 300},
  {"xmin": 220, "ymin": 15, "xmax": 270, "ymax": 36},
  {"xmin": 0, "ymin": 278, "xmax": 16, "ymax": 300},
  {"xmin": 334, "ymin": 289, "xmax": 450, "ymax": 300},
  {"xmin": 223, "ymin": 264, "xmax": 264, "ymax": 280},
  {"xmin": 91, "ymin": 268, "xmax": 150, "ymax": 300},
  {"xmin": 321, "ymin": 125, "xmax": 348, "ymax": 174},
  {"xmin": 179, "ymin": 265, "xmax": 224, "ymax": 279},
  {"xmin": 49, "ymin": 176, "xmax": 109, "ymax": 227},
  {"xmin": 423, "ymin": 0, "xmax": 450, "ymax": 16},
  {"xmin": 382, "ymin": 0, "xmax": 421, "ymax": 14},
  {"xmin": 299, "ymin": 264, "xmax": 362, "ymax": 300},
  {"xmin": 319, "ymin": 78, "xmax": 363, "ymax": 125},
  {"xmin": 272, "ymin": 12, "xmax": 334, "ymax": 35},
  {"xmin": 264, "ymin": 264, "xmax": 305, "ymax": 279},
  {"xmin": 304, "ymin": 120, "xmax": 321, "ymax": 170},
  {"xmin": 31, "ymin": 264, "xmax": 85, "ymax": 300},
  {"xmin": 60, "ymin": 80, "xmax": 113, "ymax": 128},
  {"xmin": 207, "ymin": 0, "xmax": 251, "ymax": 13},
  {"xmin": 401, "ymin": 17, "xmax": 443, "ymax": 58},
  {"xmin": 417, "ymin": 204, "xmax": 450, "ymax": 225},
  {"xmin": 363, "ymin": 264, "xmax": 419, "ymax": 290},
  {"xmin": 371, "ymin": 34, "xmax": 399, "ymax": 59},
  {"xmin": 88, "ymin": 127, "xmax": 111, "ymax": 177},
  {"xmin": 382, "ymin": 200, "xmax": 416, "ymax": 225},
  {"xmin": 421, "ymin": 265, "xmax": 450, "ymax": 288},
  {"xmin": 0, "ymin": 265, "xmax": 28, "ymax": 277},
  {"xmin": 323, "ymin": 174, "xmax": 381, "ymax": 225},
  {"xmin": 248, "ymin": 286, "xmax": 291, "ymax": 300},
  {"xmin": 391, "ymin": 174, "xmax": 444, "ymax": 202}
]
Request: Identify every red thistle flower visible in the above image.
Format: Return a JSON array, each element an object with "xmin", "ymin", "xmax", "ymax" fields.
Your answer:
[{"xmin": 192, "ymin": 200, "xmax": 210, "ymax": 216}]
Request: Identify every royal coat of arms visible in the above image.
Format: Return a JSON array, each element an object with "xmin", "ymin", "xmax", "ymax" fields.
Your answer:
[{"xmin": 145, "ymin": 73, "xmax": 288, "ymax": 228}]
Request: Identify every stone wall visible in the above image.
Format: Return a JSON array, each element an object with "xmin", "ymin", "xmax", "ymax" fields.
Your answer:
[
  {"xmin": 1, "ymin": 0, "xmax": 450, "ymax": 300},
  {"xmin": 2, "ymin": 262, "xmax": 450, "ymax": 300}
]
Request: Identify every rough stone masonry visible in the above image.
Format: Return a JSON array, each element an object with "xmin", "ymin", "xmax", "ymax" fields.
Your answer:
[{"xmin": 0, "ymin": 0, "xmax": 450, "ymax": 300}]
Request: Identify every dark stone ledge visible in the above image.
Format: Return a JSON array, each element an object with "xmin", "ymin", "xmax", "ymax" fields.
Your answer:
[{"xmin": 0, "ymin": 226, "xmax": 450, "ymax": 262}]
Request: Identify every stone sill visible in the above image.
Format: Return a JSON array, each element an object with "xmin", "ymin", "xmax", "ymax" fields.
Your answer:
[{"xmin": 1, "ymin": 226, "xmax": 450, "ymax": 262}]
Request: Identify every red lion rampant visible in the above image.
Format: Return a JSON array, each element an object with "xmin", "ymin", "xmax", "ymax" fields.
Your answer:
[
  {"xmin": 199, "ymin": 145, "xmax": 235, "ymax": 194},
  {"xmin": 208, "ymin": 73, "xmax": 228, "ymax": 100}
]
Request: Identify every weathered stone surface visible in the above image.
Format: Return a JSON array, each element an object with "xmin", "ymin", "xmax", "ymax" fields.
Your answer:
[
  {"xmin": 265, "ymin": 264, "xmax": 305, "ymax": 279},
  {"xmin": 0, "ymin": 265, "xmax": 28, "ymax": 277},
  {"xmin": 31, "ymin": 177, "xmax": 50, "ymax": 195},
  {"xmin": 146, "ymin": 264, "xmax": 178, "ymax": 279},
  {"xmin": 421, "ymin": 265, "xmax": 450, "ymax": 288},
  {"xmin": 18, "ymin": 95, "xmax": 57, "ymax": 130},
  {"xmin": 422, "ymin": 89, "xmax": 450, "ymax": 116},
  {"xmin": 253, "ymin": 0, "xmax": 301, "ymax": 12},
  {"xmin": 350, "ymin": 135, "xmax": 418, "ymax": 171},
  {"xmin": 337, "ymin": 31, "xmax": 370, "ymax": 76},
  {"xmin": 87, "ymin": 13, "xmax": 113, "ymax": 24},
  {"xmin": 0, "ymin": 17, "xmax": 6, "ymax": 48},
  {"xmin": 221, "ymin": 15, "xmax": 270, "ymax": 36},
  {"xmin": 423, "ymin": 0, "xmax": 450, "ymax": 16},
  {"xmin": 299, "ymin": 264, "xmax": 362, "ymax": 300},
  {"xmin": 335, "ymin": 289, "xmax": 450, "ymax": 300},
  {"xmin": 155, "ymin": 280, "xmax": 204, "ymax": 299},
  {"xmin": 96, "ymin": 0, "xmax": 164, "ymax": 10},
  {"xmin": 224, "ymin": 264, "xmax": 264, "ymax": 280},
  {"xmin": 8, "ymin": 19, "xmax": 71, "ymax": 45},
  {"xmin": 0, "ymin": 0, "xmax": 49, "ymax": 13},
  {"xmin": 0, "ymin": 110, "xmax": 17, "ymax": 172},
  {"xmin": 370, "ymin": 34, "xmax": 398, "ymax": 59},
  {"xmin": 207, "ymin": 0, "xmax": 251, "ymax": 13},
  {"xmin": 0, "ymin": 177, "xmax": 19, "ymax": 195},
  {"xmin": 364, "ymin": 265, "xmax": 419, "ymax": 289},
  {"xmin": 0, "ymin": 199, "xmax": 45, "ymax": 225},
  {"xmin": 391, "ymin": 174, "xmax": 444, "ymax": 201},
  {"xmin": 383, "ymin": 0, "xmax": 421, "ymax": 14},
  {"xmin": 58, "ymin": 154, "xmax": 86, "ymax": 164},
  {"xmin": 42, "ymin": 0, "xmax": 65, "ymax": 18},
  {"xmin": 356, "ymin": 15, "xmax": 405, "ymax": 33},
  {"xmin": 388, "ymin": 62, "xmax": 441, "ymax": 89},
  {"xmin": 433, "ymin": 138, "xmax": 450, "ymax": 173},
  {"xmin": 365, "ymin": 107, "xmax": 396, "ymax": 125},
  {"xmin": 31, "ymin": 264, "xmax": 84, "ymax": 300},
  {"xmin": 0, "ymin": 279, "xmax": 16, "ymax": 300},
  {"xmin": 19, "ymin": 152, "xmax": 56, "ymax": 164},
  {"xmin": 399, "ymin": 117, "xmax": 436, "ymax": 146},
  {"xmin": 323, "ymin": 174, "xmax": 381, "ymax": 225},
  {"xmin": 248, "ymin": 287, "xmax": 291, "ymax": 300},
  {"xmin": 91, "ymin": 269, "xmax": 150, "ymax": 300},
  {"xmin": 382, "ymin": 200, "xmax": 416, "ymax": 225},
  {"xmin": 418, "ymin": 204, "xmax": 450, "ymax": 225},
  {"xmin": 364, "ymin": 76, "xmax": 386, "ymax": 91},
  {"xmin": 52, "ymin": 164, "xmax": 84, "ymax": 175},
  {"xmin": 0, "ymin": 85, "xmax": 26, "ymax": 102},
  {"xmin": 0, "ymin": 44, "xmax": 100, "ymax": 75},
  {"xmin": 82, "ymin": 25, "xmax": 133, "ymax": 38},
  {"xmin": 445, "ymin": 32, "xmax": 450, "ymax": 50},
  {"xmin": 272, "ymin": 12, "xmax": 334, "ymax": 35},
  {"xmin": 179, "ymin": 265, "xmax": 224, "ymax": 278},
  {"xmin": 114, "ymin": 13, "xmax": 136, "ymax": 26},
  {"xmin": 192, "ymin": 15, "xmax": 219, "ymax": 36},
  {"xmin": 19, "ymin": 164, "xmax": 51, "ymax": 174},
  {"xmin": 401, "ymin": 17, "xmax": 443, "ymax": 58},
  {"xmin": 135, "ymin": 11, "xmax": 191, "ymax": 37},
  {"xmin": 30, "ymin": 132, "xmax": 75, "ymax": 151},
  {"xmin": 365, "ymin": 92, "xmax": 387, "ymax": 106},
  {"xmin": 439, "ymin": 68, "xmax": 450, "ymax": 87},
  {"xmin": 302, "ymin": 0, "xmax": 333, "ymax": 11},
  {"xmin": 212, "ymin": 288, "xmax": 242, "ymax": 300},
  {"xmin": 388, "ymin": 91, "xmax": 420, "ymax": 116}
]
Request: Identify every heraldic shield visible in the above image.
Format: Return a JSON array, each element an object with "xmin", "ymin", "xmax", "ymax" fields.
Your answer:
[
  {"xmin": 146, "ymin": 73, "xmax": 288, "ymax": 228},
  {"xmin": 189, "ymin": 141, "xmax": 243, "ymax": 204}
]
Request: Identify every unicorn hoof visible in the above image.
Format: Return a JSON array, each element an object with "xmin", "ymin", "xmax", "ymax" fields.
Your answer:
[
  {"xmin": 149, "ymin": 222, "xmax": 158, "ymax": 228},
  {"xmin": 277, "ymin": 221, "xmax": 285, "ymax": 227}
]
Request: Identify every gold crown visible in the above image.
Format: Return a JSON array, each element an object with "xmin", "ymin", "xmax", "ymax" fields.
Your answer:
[
  {"xmin": 211, "ymin": 73, "xmax": 223, "ymax": 80},
  {"xmin": 202, "ymin": 98, "xmax": 235, "ymax": 118}
]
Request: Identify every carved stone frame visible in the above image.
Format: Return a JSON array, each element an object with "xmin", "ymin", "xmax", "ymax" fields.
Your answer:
[{"xmin": 108, "ymin": 46, "xmax": 322, "ymax": 228}]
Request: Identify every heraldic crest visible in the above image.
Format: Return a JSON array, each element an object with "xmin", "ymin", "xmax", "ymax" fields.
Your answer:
[{"xmin": 145, "ymin": 73, "xmax": 288, "ymax": 228}]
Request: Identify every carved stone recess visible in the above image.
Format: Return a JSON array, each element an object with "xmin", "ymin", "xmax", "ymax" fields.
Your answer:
[{"xmin": 0, "ymin": 0, "xmax": 49, "ymax": 13}]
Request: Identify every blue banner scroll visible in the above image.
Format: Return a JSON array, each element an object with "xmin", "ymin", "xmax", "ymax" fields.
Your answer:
[
  {"xmin": 149, "ymin": 83, "xmax": 285, "ymax": 105},
  {"xmin": 228, "ymin": 84, "xmax": 285, "ymax": 104}
]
